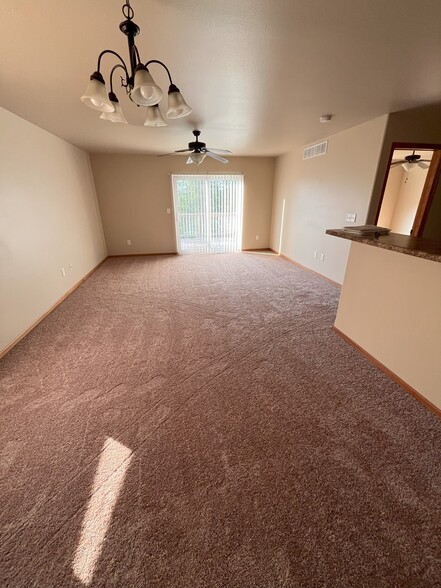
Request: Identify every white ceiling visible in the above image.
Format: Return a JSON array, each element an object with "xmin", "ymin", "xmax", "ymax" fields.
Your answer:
[{"xmin": 1, "ymin": 0, "xmax": 441, "ymax": 156}]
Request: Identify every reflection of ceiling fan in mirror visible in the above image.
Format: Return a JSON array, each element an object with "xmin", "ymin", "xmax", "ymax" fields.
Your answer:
[
  {"xmin": 390, "ymin": 150, "xmax": 431, "ymax": 172},
  {"xmin": 158, "ymin": 130, "xmax": 232, "ymax": 165}
]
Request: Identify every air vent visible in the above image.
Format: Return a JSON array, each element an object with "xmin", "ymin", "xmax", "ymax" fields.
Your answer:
[{"xmin": 303, "ymin": 140, "xmax": 328, "ymax": 160}]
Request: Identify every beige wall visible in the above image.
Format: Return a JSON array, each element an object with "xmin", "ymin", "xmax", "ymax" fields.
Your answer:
[
  {"xmin": 270, "ymin": 115, "xmax": 388, "ymax": 284},
  {"xmin": 377, "ymin": 165, "xmax": 403, "ymax": 228},
  {"xmin": 90, "ymin": 154, "xmax": 275, "ymax": 255},
  {"xmin": 0, "ymin": 107, "xmax": 107, "ymax": 354},
  {"xmin": 335, "ymin": 242, "xmax": 441, "ymax": 410}
]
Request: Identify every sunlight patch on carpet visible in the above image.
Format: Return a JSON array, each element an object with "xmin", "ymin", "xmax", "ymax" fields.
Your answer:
[{"xmin": 72, "ymin": 437, "xmax": 133, "ymax": 585}]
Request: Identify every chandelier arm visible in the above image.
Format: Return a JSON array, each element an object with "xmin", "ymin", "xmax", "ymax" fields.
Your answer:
[
  {"xmin": 133, "ymin": 44, "xmax": 141, "ymax": 65},
  {"xmin": 145, "ymin": 59, "xmax": 173, "ymax": 85},
  {"xmin": 97, "ymin": 50, "xmax": 129, "ymax": 76},
  {"xmin": 109, "ymin": 64, "xmax": 129, "ymax": 93}
]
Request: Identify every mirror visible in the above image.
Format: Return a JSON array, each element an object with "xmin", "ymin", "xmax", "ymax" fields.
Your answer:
[{"xmin": 376, "ymin": 144, "xmax": 441, "ymax": 238}]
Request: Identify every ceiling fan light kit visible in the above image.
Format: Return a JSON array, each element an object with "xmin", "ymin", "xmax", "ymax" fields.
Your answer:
[
  {"xmin": 402, "ymin": 162, "xmax": 417, "ymax": 173},
  {"xmin": 159, "ymin": 130, "xmax": 232, "ymax": 165},
  {"xmin": 187, "ymin": 153, "xmax": 207, "ymax": 165},
  {"xmin": 80, "ymin": 0, "xmax": 192, "ymax": 124}
]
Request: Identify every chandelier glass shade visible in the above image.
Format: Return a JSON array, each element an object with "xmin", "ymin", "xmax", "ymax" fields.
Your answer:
[
  {"xmin": 100, "ymin": 94, "xmax": 128, "ymax": 124},
  {"xmin": 80, "ymin": 0, "xmax": 192, "ymax": 125},
  {"xmin": 81, "ymin": 73, "xmax": 114, "ymax": 112},
  {"xmin": 144, "ymin": 105, "xmax": 167, "ymax": 127},
  {"xmin": 167, "ymin": 85, "xmax": 192, "ymax": 119},
  {"xmin": 131, "ymin": 66, "xmax": 163, "ymax": 106}
]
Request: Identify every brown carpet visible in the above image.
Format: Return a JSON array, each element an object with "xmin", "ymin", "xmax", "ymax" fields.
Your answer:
[{"xmin": 0, "ymin": 252, "xmax": 440, "ymax": 588}]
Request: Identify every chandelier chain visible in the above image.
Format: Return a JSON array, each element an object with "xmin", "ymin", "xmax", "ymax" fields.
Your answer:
[{"xmin": 122, "ymin": 1, "xmax": 134, "ymax": 20}]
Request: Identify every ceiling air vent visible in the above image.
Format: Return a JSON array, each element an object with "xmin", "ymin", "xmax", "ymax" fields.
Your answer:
[{"xmin": 303, "ymin": 140, "xmax": 328, "ymax": 160}]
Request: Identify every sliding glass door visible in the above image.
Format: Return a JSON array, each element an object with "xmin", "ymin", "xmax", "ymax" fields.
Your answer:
[{"xmin": 172, "ymin": 174, "xmax": 244, "ymax": 254}]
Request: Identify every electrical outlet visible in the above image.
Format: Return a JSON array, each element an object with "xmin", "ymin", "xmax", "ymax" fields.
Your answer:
[
  {"xmin": 320, "ymin": 253, "xmax": 325, "ymax": 261},
  {"xmin": 345, "ymin": 212, "xmax": 357, "ymax": 223},
  {"xmin": 69, "ymin": 264, "xmax": 73, "ymax": 271},
  {"xmin": 256, "ymin": 235, "xmax": 260, "ymax": 241},
  {"xmin": 127, "ymin": 239, "xmax": 132, "ymax": 246},
  {"xmin": 314, "ymin": 251, "xmax": 318, "ymax": 259},
  {"xmin": 61, "ymin": 267, "xmax": 66, "ymax": 277},
  {"xmin": 166, "ymin": 208, "xmax": 171, "ymax": 214}
]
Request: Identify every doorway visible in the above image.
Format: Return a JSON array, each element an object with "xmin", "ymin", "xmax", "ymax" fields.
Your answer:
[
  {"xmin": 376, "ymin": 144, "xmax": 441, "ymax": 237},
  {"xmin": 172, "ymin": 174, "xmax": 244, "ymax": 254}
]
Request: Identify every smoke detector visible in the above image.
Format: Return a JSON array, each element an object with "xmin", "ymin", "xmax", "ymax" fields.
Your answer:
[{"xmin": 320, "ymin": 114, "xmax": 333, "ymax": 123}]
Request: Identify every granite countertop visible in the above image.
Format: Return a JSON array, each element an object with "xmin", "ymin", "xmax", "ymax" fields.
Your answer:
[{"xmin": 326, "ymin": 229, "xmax": 441, "ymax": 263}]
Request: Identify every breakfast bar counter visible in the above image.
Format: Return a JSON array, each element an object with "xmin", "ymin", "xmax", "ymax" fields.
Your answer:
[
  {"xmin": 326, "ymin": 229, "xmax": 441, "ymax": 263},
  {"xmin": 327, "ymin": 229, "xmax": 441, "ymax": 414}
]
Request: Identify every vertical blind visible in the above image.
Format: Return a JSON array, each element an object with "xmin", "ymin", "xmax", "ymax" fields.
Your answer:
[{"xmin": 172, "ymin": 174, "xmax": 244, "ymax": 254}]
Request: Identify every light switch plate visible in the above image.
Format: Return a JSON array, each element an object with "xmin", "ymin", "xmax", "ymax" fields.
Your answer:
[{"xmin": 345, "ymin": 212, "xmax": 357, "ymax": 223}]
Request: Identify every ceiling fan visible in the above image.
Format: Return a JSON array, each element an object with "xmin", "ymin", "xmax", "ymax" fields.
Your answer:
[
  {"xmin": 159, "ymin": 130, "xmax": 232, "ymax": 165},
  {"xmin": 390, "ymin": 150, "xmax": 431, "ymax": 173}
]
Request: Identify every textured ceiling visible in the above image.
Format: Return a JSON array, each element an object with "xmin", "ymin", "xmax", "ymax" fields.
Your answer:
[{"xmin": 1, "ymin": 0, "xmax": 441, "ymax": 155}]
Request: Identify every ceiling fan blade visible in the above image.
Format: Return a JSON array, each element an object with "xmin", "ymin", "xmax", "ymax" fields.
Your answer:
[
  {"xmin": 206, "ymin": 148, "xmax": 232, "ymax": 154},
  {"xmin": 158, "ymin": 149, "xmax": 192, "ymax": 157},
  {"xmin": 390, "ymin": 161, "xmax": 406, "ymax": 166},
  {"xmin": 418, "ymin": 161, "xmax": 431, "ymax": 169},
  {"xmin": 205, "ymin": 151, "xmax": 229, "ymax": 164}
]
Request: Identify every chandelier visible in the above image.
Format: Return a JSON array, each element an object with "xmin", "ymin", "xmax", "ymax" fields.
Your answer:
[{"xmin": 80, "ymin": 0, "xmax": 192, "ymax": 126}]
